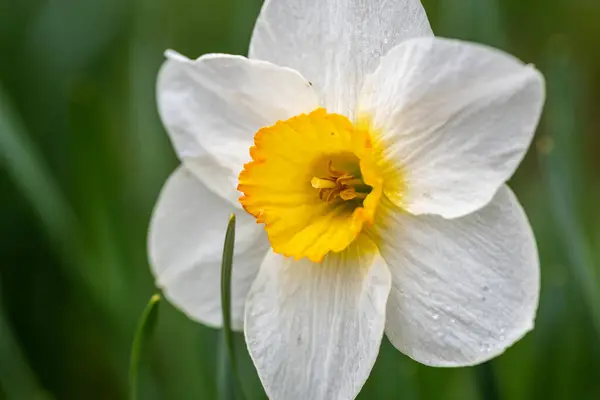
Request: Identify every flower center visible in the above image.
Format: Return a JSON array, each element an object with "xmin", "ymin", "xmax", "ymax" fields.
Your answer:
[
  {"xmin": 238, "ymin": 108, "xmax": 383, "ymax": 262},
  {"xmin": 311, "ymin": 160, "xmax": 372, "ymax": 203}
]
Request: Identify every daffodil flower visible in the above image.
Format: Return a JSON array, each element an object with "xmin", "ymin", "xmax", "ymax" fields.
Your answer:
[{"xmin": 148, "ymin": 0, "xmax": 545, "ymax": 398}]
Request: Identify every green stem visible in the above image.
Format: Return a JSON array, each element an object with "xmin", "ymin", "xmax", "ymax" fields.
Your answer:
[
  {"xmin": 220, "ymin": 214, "xmax": 247, "ymax": 400},
  {"xmin": 218, "ymin": 334, "xmax": 236, "ymax": 400},
  {"xmin": 129, "ymin": 293, "xmax": 161, "ymax": 400}
]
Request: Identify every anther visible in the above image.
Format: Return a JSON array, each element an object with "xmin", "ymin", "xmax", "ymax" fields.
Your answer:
[
  {"xmin": 340, "ymin": 188, "xmax": 367, "ymax": 201},
  {"xmin": 327, "ymin": 160, "xmax": 346, "ymax": 178},
  {"xmin": 311, "ymin": 177, "xmax": 337, "ymax": 189},
  {"xmin": 314, "ymin": 159, "xmax": 370, "ymax": 204},
  {"xmin": 336, "ymin": 176, "xmax": 363, "ymax": 186}
]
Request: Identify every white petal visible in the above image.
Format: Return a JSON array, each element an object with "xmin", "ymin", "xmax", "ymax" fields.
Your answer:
[
  {"xmin": 375, "ymin": 186, "xmax": 539, "ymax": 366},
  {"xmin": 250, "ymin": 0, "xmax": 432, "ymax": 118},
  {"xmin": 359, "ymin": 37, "xmax": 545, "ymax": 218},
  {"xmin": 148, "ymin": 165, "xmax": 270, "ymax": 331},
  {"xmin": 244, "ymin": 245, "xmax": 391, "ymax": 400},
  {"xmin": 157, "ymin": 51, "xmax": 320, "ymax": 206}
]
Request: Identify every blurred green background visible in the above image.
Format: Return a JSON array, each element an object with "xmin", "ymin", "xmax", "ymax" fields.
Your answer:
[{"xmin": 1, "ymin": 0, "xmax": 599, "ymax": 399}]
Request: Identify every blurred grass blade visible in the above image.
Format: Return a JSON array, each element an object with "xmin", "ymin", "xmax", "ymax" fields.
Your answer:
[
  {"xmin": 0, "ymin": 283, "xmax": 46, "ymax": 399},
  {"xmin": 437, "ymin": 0, "xmax": 508, "ymax": 49},
  {"xmin": 539, "ymin": 37, "xmax": 600, "ymax": 337},
  {"xmin": 474, "ymin": 362, "xmax": 500, "ymax": 400},
  {"xmin": 0, "ymin": 84, "xmax": 117, "ymax": 318},
  {"xmin": 220, "ymin": 214, "xmax": 246, "ymax": 400},
  {"xmin": 129, "ymin": 293, "xmax": 161, "ymax": 400},
  {"xmin": 0, "ymin": 85, "xmax": 81, "ymax": 269}
]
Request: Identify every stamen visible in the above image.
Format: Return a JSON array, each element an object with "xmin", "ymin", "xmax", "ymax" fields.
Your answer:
[
  {"xmin": 318, "ymin": 188, "xmax": 332, "ymax": 201},
  {"xmin": 311, "ymin": 177, "xmax": 337, "ymax": 189},
  {"xmin": 327, "ymin": 160, "xmax": 346, "ymax": 178},
  {"xmin": 312, "ymin": 159, "xmax": 371, "ymax": 204},
  {"xmin": 340, "ymin": 188, "xmax": 367, "ymax": 201},
  {"xmin": 326, "ymin": 187, "xmax": 342, "ymax": 203},
  {"xmin": 336, "ymin": 176, "xmax": 363, "ymax": 186}
]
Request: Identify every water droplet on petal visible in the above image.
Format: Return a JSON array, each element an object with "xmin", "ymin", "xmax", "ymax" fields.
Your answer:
[{"xmin": 432, "ymin": 313, "xmax": 439, "ymax": 320}]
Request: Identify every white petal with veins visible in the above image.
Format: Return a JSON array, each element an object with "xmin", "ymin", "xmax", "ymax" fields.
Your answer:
[
  {"xmin": 148, "ymin": 165, "xmax": 270, "ymax": 331},
  {"xmin": 245, "ymin": 244, "xmax": 391, "ymax": 400},
  {"xmin": 359, "ymin": 37, "xmax": 545, "ymax": 218},
  {"xmin": 157, "ymin": 51, "xmax": 319, "ymax": 206},
  {"xmin": 250, "ymin": 0, "xmax": 432, "ymax": 118},
  {"xmin": 375, "ymin": 186, "xmax": 539, "ymax": 366}
]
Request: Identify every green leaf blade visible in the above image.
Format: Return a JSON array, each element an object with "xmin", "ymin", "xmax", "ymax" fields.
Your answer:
[
  {"xmin": 220, "ymin": 214, "xmax": 247, "ymax": 400},
  {"xmin": 129, "ymin": 293, "xmax": 161, "ymax": 400}
]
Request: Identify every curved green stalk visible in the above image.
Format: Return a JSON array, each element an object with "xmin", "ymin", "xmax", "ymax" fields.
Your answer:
[
  {"xmin": 129, "ymin": 293, "xmax": 161, "ymax": 400},
  {"xmin": 220, "ymin": 214, "xmax": 247, "ymax": 400}
]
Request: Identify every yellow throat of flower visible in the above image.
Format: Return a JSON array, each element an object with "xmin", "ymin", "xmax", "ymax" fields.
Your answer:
[{"xmin": 238, "ymin": 108, "xmax": 386, "ymax": 263}]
